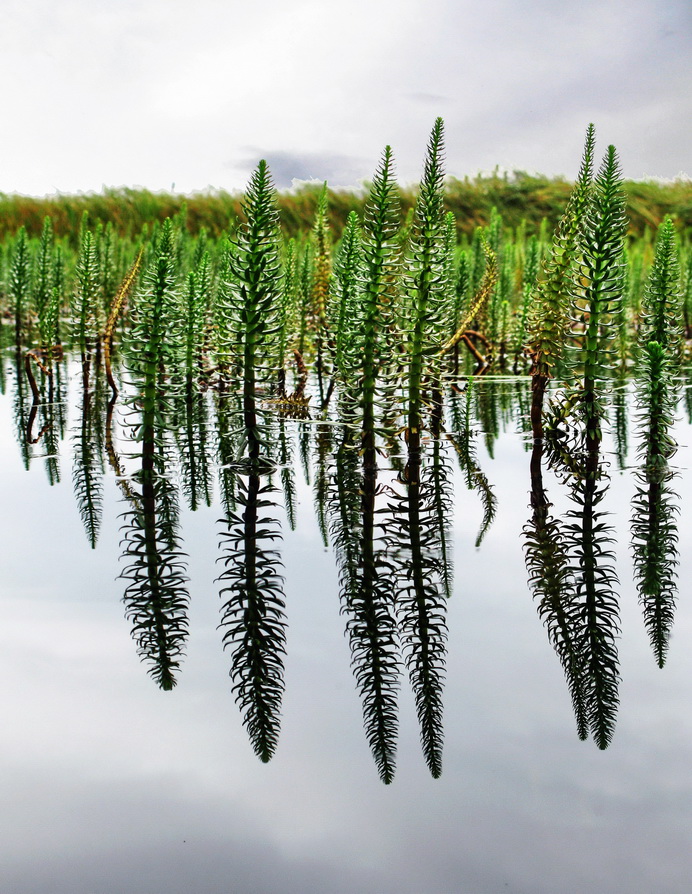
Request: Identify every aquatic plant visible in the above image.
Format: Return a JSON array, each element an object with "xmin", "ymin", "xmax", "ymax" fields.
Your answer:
[
  {"xmin": 527, "ymin": 124, "xmax": 595, "ymax": 439},
  {"xmin": 9, "ymin": 226, "xmax": 31, "ymax": 349},
  {"xmin": 33, "ymin": 217, "xmax": 54, "ymax": 352},
  {"xmin": 214, "ymin": 161, "xmax": 288, "ymax": 762},
  {"xmin": 119, "ymin": 218, "xmax": 190, "ymax": 691},
  {"xmin": 72, "ymin": 217, "xmax": 107, "ymax": 388},
  {"xmin": 403, "ymin": 117, "xmax": 450, "ymax": 436},
  {"xmin": 119, "ymin": 457, "xmax": 190, "ymax": 691},
  {"xmin": 309, "ymin": 183, "xmax": 333, "ymax": 404},
  {"xmin": 332, "ymin": 211, "xmax": 363, "ymax": 404},
  {"xmin": 336, "ymin": 145, "xmax": 401, "ymax": 434},
  {"xmin": 223, "ymin": 159, "xmax": 283, "ymax": 451},
  {"xmin": 103, "ymin": 247, "xmax": 144, "ymax": 396},
  {"xmin": 630, "ymin": 216, "xmax": 683, "ymax": 668},
  {"xmin": 445, "ymin": 382, "xmax": 497, "ymax": 547}
]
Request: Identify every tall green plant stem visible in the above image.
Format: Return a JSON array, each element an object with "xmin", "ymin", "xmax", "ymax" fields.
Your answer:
[
  {"xmin": 528, "ymin": 124, "xmax": 595, "ymax": 439},
  {"xmin": 406, "ymin": 117, "xmax": 447, "ymax": 445}
]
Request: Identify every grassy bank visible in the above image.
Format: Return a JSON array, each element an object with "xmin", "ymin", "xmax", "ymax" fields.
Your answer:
[{"xmin": 0, "ymin": 171, "xmax": 689, "ymax": 244}]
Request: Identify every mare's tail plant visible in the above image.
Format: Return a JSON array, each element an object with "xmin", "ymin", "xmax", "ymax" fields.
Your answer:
[
  {"xmin": 216, "ymin": 160, "xmax": 288, "ymax": 762},
  {"xmin": 310, "ymin": 183, "xmax": 333, "ymax": 406},
  {"xmin": 631, "ymin": 216, "xmax": 683, "ymax": 667},
  {"xmin": 527, "ymin": 124, "xmax": 595, "ymax": 439},
  {"xmin": 392, "ymin": 117, "xmax": 450, "ymax": 777},
  {"xmin": 72, "ymin": 215, "xmax": 105, "ymax": 389},
  {"xmin": 119, "ymin": 218, "xmax": 189, "ymax": 691},
  {"xmin": 403, "ymin": 117, "xmax": 450, "ymax": 441},
  {"xmin": 10, "ymin": 226, "xmax": 31, "ymax": 351},
  {"xmin": 326, "ymin": 149, "xmax": 403, "ymax": 781},
  {"xmin": 223, "ymin": 159, "xmax": 283, "ymax": 456},
  {"xmin": 337, "ymin": 145, "xmax": 402, "ymax": 434}
]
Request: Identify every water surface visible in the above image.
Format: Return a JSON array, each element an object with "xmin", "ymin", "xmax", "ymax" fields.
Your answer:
[{"xmin": 1, "ymin": 365, "xmax": 692, "ymax": 894}]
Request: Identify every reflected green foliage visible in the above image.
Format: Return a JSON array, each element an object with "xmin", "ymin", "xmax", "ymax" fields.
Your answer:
[
  {"xmin": 313, "ymin": 421, "xmax": 332, "ymax": 548},
  {"xmin": 387, "ymin": 442, "xmax": 448, "ymax": 779},
  {"xmin": 539, "ymin": 416, "xmax": 621, "ymax": 748},
  {"xmin": 277, "ymin": 417, "xmax": 297, "ymax": 531},
  {"xmin": 631, "ymin": 345, "xmax": 679, "ymax": 668},
  {"xmin": 564, "ymin": 466, "xmax": 620, "ymax": 749},
  {"xmin": 119, "ymin": 451, "xmax": 189, "ymax": 692},
  {"xmin": 172, "ymin": 374, "xmax": 213, "ymax": 513},
  {"xmin": 630, "ymin": 216, "xmax": 683, "ymax": 668},
  {"xmin": 328, "ymin": 429, "xmax": 400, "ymax": 784},
  {"xmin": 524, "ymin": 439, "xmax": 588, "ymax": 739},
  {"xmin": 430, "ymin": 436, "xmax": 454, "ymax": 600},
  {"xmin": 72, "ymin": 384, "xmax": 105, "ymax": 548},
  {"xmin": 217, "ymin": 462, "xmax": 286, "ymax": 763},
  {"xmin": 447, "ymin": 384, "xmax": 497, "ymax": 548},
  {"xmin": 119, "ymin": 217, "xmax": 190, "ymax": 690}
]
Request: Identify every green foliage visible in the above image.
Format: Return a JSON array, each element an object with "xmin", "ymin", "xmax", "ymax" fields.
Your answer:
[
  {"xmin": 9, "ymin": 226, "xmax": 31, "ymax": 347},
  {"xmin": 126, "ymin": 218, "xmax": 179, "ymax": 395},
  {"xmin": 569, "ymin": 144, "xmax": 627, "ymax": 394},
  {"xmin": 34, "ymin": 217, "xmax": 54, "ymax": 350},
  {"xmin": 332, "ymin": 211, "xmax": 363, "ymax": 382},
  {"xmin": 72, "ymin": 217, "xmax": 104, "ymax": 382},
  {"xmin": 0, "ymin": 174, "xmax": 689, "ymax": 248},
  {"xmin": 639, "ymin": 216, "xmax": 683, "ymax": 359},
  {"xmin": 221, "ymin": 160, "xmax": 284, "ymax": 454},
  {"xmin": 336, "ymin": 146, "xmax": 401, "ymax": 432},
  {"xmin": 403, "ymin": 117, "xmax": 450, "ymax": 434},
  {"xmin": 528, "ymin": 124, "xmax": 595, "ymax": 384}
]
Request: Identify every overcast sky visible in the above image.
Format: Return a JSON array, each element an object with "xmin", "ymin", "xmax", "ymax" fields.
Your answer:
[{"xmin": 2, "ymin": 0, "xmax": 690, "ymax": 196}]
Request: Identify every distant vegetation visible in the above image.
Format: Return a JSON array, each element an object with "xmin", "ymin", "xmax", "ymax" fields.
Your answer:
[{"xmin": 0, "ymin": 171, "xmax": 690, "ymax": 245}]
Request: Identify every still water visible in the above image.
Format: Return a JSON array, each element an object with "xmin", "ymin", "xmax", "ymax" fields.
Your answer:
[{"xmin": 1, "ymin": 361, "xmax": 692, "ymax": 894}]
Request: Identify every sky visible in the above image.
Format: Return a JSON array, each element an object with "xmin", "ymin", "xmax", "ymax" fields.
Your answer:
[{"xmin": 1, "ymin": 0, "xmax": 690, "ymax": 197}]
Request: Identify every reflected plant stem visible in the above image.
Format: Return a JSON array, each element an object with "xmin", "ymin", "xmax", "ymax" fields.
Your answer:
[
  {"xmin": 631, "ymin": 342, "xmax": 680, "ymax": 668},
  {"xmin": 406, "ymin": 433, "xmax": 443, "ymax": 776},
  {"xmin": 530, "ymin": 373, "xmax": 548, "ymax": 442},
  {"xmin": 72, "ymin": 384, "xmax": 104, "ymax": 548},
  {"xmin": 393, "ymin": 429, "xmax": 447, "ymax": 779},
  {"xmin": 568, "ymin": 403, "xmax": 620, "ymax": 749},
  {"xmin": 328, "ymin": 425, "xmax": 400, "ymax": 784},
  {"xmin": 525, "ymin": 437, "xmax": 589, "ymax": 740}
]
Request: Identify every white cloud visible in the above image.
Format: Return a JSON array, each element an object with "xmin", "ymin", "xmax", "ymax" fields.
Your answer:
[{"xmin": 0, "ymin": 0, "xmax": 689, "ymax": 194}]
